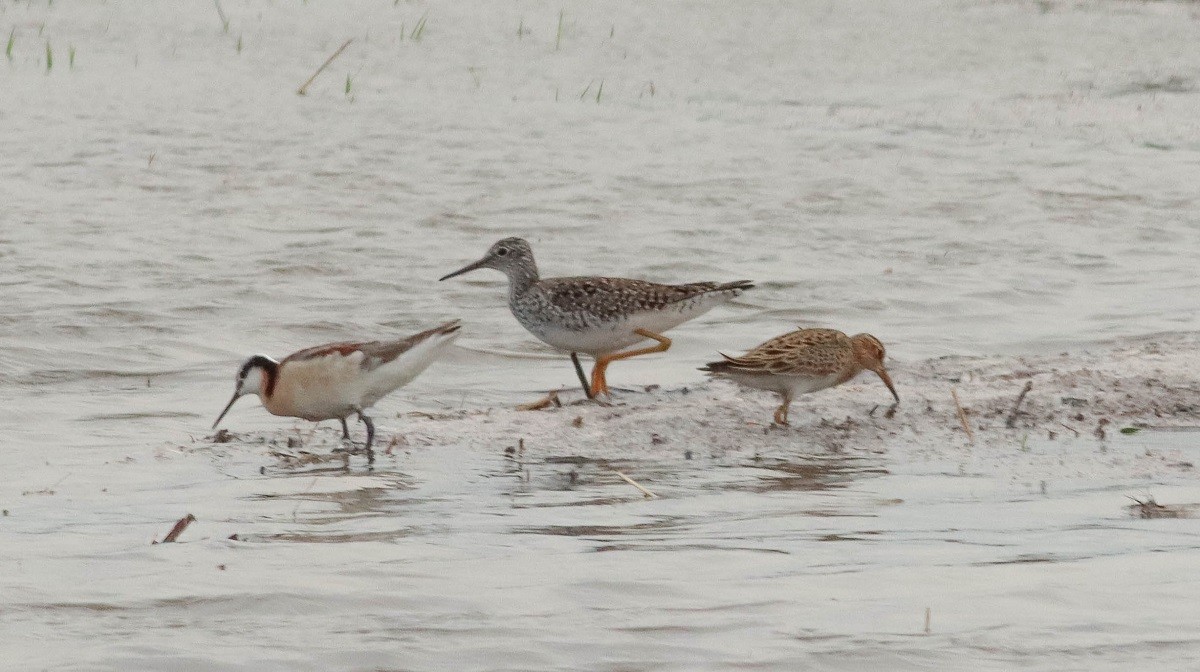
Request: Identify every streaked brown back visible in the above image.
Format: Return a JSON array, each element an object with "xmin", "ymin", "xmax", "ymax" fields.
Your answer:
[{"xmin": 703, "ymin": 328, "xmax": 855, "ymax": 377}]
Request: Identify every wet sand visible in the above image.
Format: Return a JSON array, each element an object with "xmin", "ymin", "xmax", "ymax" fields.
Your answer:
[{"xmin": 379, "ymin": 332, "xmax": 1200, "ymax": 473}]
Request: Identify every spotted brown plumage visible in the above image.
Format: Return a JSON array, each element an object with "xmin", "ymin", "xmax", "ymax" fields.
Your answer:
[
  {"xmin": 440, "ymin": 237, "xmax": 753, "ymax": 398},
  {"xmin": 702, "ymin": 328, "xmax": 897, "ymax": 425}
]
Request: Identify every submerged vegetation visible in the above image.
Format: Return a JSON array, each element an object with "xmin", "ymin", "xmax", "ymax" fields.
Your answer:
[{"xmin": 409, "ymin": 11, "xmax": 429, "ymax": 41}]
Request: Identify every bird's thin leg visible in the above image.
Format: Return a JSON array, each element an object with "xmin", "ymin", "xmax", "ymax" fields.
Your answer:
[
  {"xmin": 340, "ymin": 417, "xmax": 351, "ymax": 440},
  {"xmin": 571, "ymin": 352, "xmax": 594, "ymax": 400},
  {"xmin": 359, "ymin": 413, "xmax": 375, "ymax": 465},
  {"xmin": 589, "ymin": 359, "xmax": 607, "ymax": 397},
  {"xmin": 589, "ymin": 329, "xmax": 672, "ymax": 398},
  {"xmin": 774, "ymin": 394, "xmax": 792, "ymax": 426}
]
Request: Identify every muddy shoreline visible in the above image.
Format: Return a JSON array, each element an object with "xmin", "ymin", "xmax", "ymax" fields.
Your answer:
[{"xmin": 247, "ymin": 332, "xmax": 1200, "ymax": 486}]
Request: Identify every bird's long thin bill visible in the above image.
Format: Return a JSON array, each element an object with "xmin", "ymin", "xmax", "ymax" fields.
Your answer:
[
  {"xmin": 438, "ymin": 257, "xmax": 487, "ymax": 281},
  {"xmin": 877, "ymin": 368, "xmax": 899, "ymax": 403},
  {"xmin": 213, "ymin": 393, "xmax": 240, "ymax": 429}
]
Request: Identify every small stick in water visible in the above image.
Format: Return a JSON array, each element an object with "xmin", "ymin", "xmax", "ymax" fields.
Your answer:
[
  {"xmin": 614, "ymin": 470, "xmax": 657, "ymax": 499},
  {"xmin": 1005, "ymin": 381, "xmax": 1034, "ymax": 429},
  {"xmin": 924, "ymin": 607, "xmax": 931, "ymax": 634},
  {"xmin": 952, "ymin": 388, "xmax": 975, "ymax": 444},
  {"xmin": 155, "ymin": 514, "xmax": 196, "ymax": 544},
  {"xmin": 297, "ymin": 39, "xmax": 353, "ymax": 96}
]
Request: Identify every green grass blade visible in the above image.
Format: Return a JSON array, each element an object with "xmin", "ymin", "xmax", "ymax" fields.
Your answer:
[{"xmin": 410, "ymin": 12, "xmax": 428, "ymax": 40}]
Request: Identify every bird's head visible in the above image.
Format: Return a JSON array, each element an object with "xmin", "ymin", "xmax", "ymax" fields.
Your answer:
[
  {"xmin": 850, "ymin": 333, "xmax": 898, "ymax": 403},
  {"xmin": 212, "ymin": 354, "xmax": 278, "ymax": 428},
  {"xmin": 439, "ymin": 237, "xmax": 535, "ymax": 281}
]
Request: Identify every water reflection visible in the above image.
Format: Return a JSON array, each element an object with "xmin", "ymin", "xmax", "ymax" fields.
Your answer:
[{"xmin": 719, "ymin": 456, "xmax": 889, "ymax": 494}]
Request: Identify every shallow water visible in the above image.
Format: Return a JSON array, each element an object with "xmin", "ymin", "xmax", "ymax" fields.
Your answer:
[
  {"xmin": 3, "ymin": 0, "xmax": 1200, "ymax": 669},
  {"xmin": 7, "ymin": 429, "xmax": 1200, "ymax": 670}
]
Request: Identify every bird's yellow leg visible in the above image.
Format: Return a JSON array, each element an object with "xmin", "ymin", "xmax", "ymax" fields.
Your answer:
[
  {"xmin": 774, "ymin": 394, "xmax": 792, "ymax": 426},
  {"xmin": 589, "ymin": 329, "xmax": 672, "ymax": 397},
  {"xmin": 773, "ymin": 405, "xmax": 788, "ymax": 426},
  {"xmin": 589, "ymin": 362, "xmax": 609, "ymax": 398}
]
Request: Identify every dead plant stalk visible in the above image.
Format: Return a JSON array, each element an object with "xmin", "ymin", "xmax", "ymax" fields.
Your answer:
[
  {"xmin": 614, "ymin": 470, "xmax": 657, "ymax": 499},
  {"xmin": 297, "ymin": 39, "xmax": 353, "ymax": 96},
  {"xmin": 952, "ymin": 388, "xmax": 975, "ymax": 444},
  {"xmin": 1005, "ymin": 381, "xmax": 1034, "ymax": 428}
]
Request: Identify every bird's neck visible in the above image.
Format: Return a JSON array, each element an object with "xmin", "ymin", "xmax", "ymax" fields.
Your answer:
[
  {"xmin": 504, "ymin": 257, "xmax": 540, "ymax": 299},
  {"xmin": 261, "ymin": 363, "xmax": 280, "ymax": 399}
]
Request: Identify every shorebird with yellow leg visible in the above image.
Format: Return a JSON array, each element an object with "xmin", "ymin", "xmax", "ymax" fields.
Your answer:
[
  {"xmin": 213, "ymin": 320, "xmax": 461, "ymax": 463},
  {"xmin": 701, "ymin": 328, "xmax": 898, "ymax": 425},
  {"xmin": 439, "ymin": 237, "xmax": 753, "ymax": 399}
]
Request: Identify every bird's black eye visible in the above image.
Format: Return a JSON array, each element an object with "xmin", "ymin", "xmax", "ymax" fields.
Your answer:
[{"xmin": 496, "ymin": 247, "xmax": 509, "ymax": 256}]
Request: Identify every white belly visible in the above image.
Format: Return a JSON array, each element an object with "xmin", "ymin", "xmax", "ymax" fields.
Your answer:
[{"xmin": 525, "ymin": 306, "xmax": 713, "ymax": 356}]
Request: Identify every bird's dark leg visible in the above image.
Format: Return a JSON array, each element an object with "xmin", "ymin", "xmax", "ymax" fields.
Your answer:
[
  {"xmin": 359, "ymin": 413, "xmax": 375, "ymax": 465},
  {"xmin": 339, "ymin": 417, "xmax": 351, "ymax": 440},
  {"xmin": 571, "ymin": 352, "xmax": 594, "ymax": 400}
]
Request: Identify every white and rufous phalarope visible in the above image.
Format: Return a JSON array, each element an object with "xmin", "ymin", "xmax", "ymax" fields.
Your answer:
[
  {"xmin": 213, "ymin": 320, "xmax": 461, "ymax": 462},
  {"xmin": 439, "ymin": 237, "xmax": 752, "ymax": 398},
  {"xmin": 702, "ymin": 328, "xmax": 898, "ymax": 425}
]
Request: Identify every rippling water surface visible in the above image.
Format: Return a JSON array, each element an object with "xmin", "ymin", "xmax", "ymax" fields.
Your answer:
[{"xmin": 3, "ymin": 0, "xmax": 1200, "ymax": 669}]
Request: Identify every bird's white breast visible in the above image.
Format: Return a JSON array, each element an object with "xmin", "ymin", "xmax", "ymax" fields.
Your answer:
[{"xmin": 524, "ymin": 301, "xmax": 724, "ymax": 356}]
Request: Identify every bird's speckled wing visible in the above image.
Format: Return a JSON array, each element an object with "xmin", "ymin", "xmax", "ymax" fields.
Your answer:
[
  {"xmin": 281, "ymin": 320, "xmax": 461, "ymax": 371},
  {"xmin": 536, "ymin": 277, "xmax": 753, "ymax": 316},
  {"xmin": 704, "ymin": 328, "xmax": 854, "ymax": 377}
]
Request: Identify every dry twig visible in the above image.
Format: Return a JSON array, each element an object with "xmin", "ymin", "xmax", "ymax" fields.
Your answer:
[
  {"xmin": 1005, "ymin": 381, "xmax": 1034, "ymax": 428},
  {"xmin": 952, "ymin": 388, "xmax": 975, "ymax": 444},
  {"xmin": 614, "ymin": 470, "xmax": 657, "ymax": 499},
  {"xmin": 297, "ymin": 39, "xmax": 353, "ymax": 96},
  {"xmin": 155, "ymin": 514, "xmax": 196, "ymax": 544},
  {"xmin": 517, "ymin": 389, "xmax": 561, "ymax": 411}
]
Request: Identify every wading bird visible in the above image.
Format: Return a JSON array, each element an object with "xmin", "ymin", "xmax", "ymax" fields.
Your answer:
[
  {"xmin": 213, "ymin": 320, "xmax": 461, "ymax": 462},
  {"xmin": 702, "ymin": 328, "xmax": 898, "ymax": 425},
  {"xmin": 440, "ymin": 237, "xmax": 751, "ymax": 398}
]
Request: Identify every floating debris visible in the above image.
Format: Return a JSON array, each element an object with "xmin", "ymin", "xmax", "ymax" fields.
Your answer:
[{"xmin": 1126, "ymin": 496, "xmax": 1193, "ymax": 519}]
